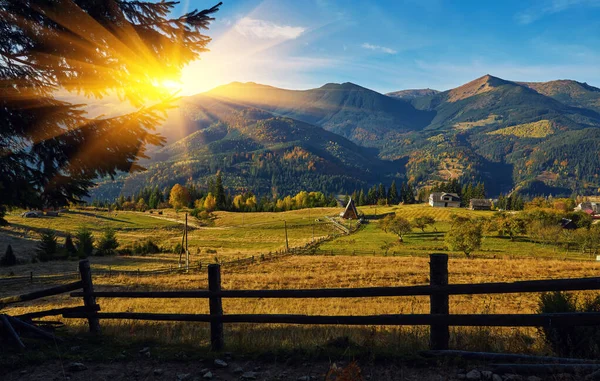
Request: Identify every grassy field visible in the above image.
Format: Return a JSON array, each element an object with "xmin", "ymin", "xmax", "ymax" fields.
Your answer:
[
  {"xmin": 2, "ymin": 204, "xmax": 600, "ymax": 357},
  {"xmin": 1, "ymin": 207, "xmax": 341, "ymax": 271},
  {"xmin": 318, "ymin": 204, "xmax": 592, "ymax": 260},
  {"xmin": 4, "ymin": 255, "xmax": 600, "ymax": 356}
]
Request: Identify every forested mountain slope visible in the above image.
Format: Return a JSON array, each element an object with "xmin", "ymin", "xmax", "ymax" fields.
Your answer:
[{"xmin": 91, "ymin": 75, "xmax": 600, "ymax": 200}]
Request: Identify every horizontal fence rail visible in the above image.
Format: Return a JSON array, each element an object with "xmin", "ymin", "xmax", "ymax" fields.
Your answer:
[
  {"xmin": 6, "ymin": 255, "xmax": 600, "ymax": 353},
  {"xmin": 0, "ymin": 281, "xmax": 83, "ymax": 308},
  {"xmin": 62, "ymin": 254, "xmax": 600, "ymax": 351},
  {"xmin": 60, "ymin": 311, "xmax": 600, "ymax": 327},
  {"xmin": 70, "ymin": 277, "xmax": 600, "ymax": 299}
]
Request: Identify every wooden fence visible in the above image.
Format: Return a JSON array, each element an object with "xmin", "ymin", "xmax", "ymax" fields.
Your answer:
[{"xmin": 4, "ymin": 254, "xmax": 600, "ymax": 352}]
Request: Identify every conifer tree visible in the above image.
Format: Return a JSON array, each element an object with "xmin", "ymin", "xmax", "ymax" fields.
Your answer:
[
  {"xmin": 1, "ymin": 245, "xmax": 17, "ymax": 267},
  {"xmin": 358, "ymin": 189, "xmax": 366, "ymax": 206},
  {"xmin": 0, "ymin": 1, "xmax": 221, "ymax": 210},
  {"xmin": 214, "ymin": 172, "xmax": 226, "ymax": 210},
  {"xmin": 64, "ymin": 233, "xmax": 77, "ymax": 256},
  {"xmin": 38, "ymin": 230, "xmax": 58, "ymax": 262},
  {"xmin": 388, "ymin": 181, "xmax": 398, "ymax": 205}
]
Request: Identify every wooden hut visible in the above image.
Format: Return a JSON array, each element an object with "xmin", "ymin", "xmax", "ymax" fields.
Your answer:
[{"xmin": 340, "ymin": 198, "xmax": 359, "ymax": 219}]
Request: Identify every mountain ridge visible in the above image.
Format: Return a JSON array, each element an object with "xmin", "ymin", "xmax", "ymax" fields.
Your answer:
[{"xmin": 90, "ymin": 75, "xmax": 600, "ymax": 200}]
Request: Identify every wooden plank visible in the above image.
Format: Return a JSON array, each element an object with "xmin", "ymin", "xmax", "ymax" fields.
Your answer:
[
  {"xmin": 15, "ymin": 305, "xmax": 99, "ymax": 320},
  {"xmin": 420, "ymin": 350, "xmax": 600, "ymax": 364},
  {"xmin": 0, "ymin": 314, "xmax": 25, "ymax": 349},
  {"xmin": 0, "ymin": 281, "xmax": 83, "ymax": 308},
  {"xmin": 6, "ymin": 315, "xmax": 63, "ymax": 342},
  {"xmin": 208, "ymin": 264, "xmax": 224, "ymax": 351},
  {"xmin": 61, "ymin": 312, "xmax": 600, "ymax": 327},
  {"xmin": 429, "ymin": 254, "xmax": 449, "ymax": 350},
  {"xmin": 79, "ymin": 260, "xmax": 101, "ymax": 334},
  {"xmin": 70, "ymin": 276, "xmax": 600, "ymax": 299}
]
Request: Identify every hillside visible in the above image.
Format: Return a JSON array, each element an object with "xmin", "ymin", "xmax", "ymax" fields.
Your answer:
[
  {"xmin": 519, "ymin": 80, "xmax": 600, "ymax": 113},
  {"xmin": 207, "ymin": 81, "xmax": 434, "ymax": 147},
  {"xmin": 91, "ymin": 75, "xmax": 600, "ymax": 200},
  {"xmin": 381, "ymin": 75, "xmax": 600, "ymax": 194},
  {"xmin": 91, "ymin": 99, "xmax": 400, "ymax": 200}
]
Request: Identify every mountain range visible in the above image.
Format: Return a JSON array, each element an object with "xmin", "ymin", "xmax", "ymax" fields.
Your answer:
[{"xmin": 91, "ymin": 75, "xmax": 600, "ymax": 200}]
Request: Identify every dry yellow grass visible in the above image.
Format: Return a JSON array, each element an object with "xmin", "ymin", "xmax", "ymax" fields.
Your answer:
[{"xmin": 4, "ymin": 255, "xmax": 600, "ymax": 355}]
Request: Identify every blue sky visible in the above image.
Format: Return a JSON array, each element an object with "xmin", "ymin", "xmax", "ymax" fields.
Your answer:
[{"xmin": 175, "ymin": 0, "xmax": 600, "ymax": 94}]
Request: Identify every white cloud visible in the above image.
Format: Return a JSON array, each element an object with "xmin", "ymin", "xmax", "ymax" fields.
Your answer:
[
  {"xmin": 515, "ymin": 0, "xmax": 600, "ymax": 24},
  {"xmin": 361, "ymin": 43, "xmax": 397, "ymax": 54},
  {"xmin": 234, "ymin": 17, "xmax": 306, "ymax": 40}
]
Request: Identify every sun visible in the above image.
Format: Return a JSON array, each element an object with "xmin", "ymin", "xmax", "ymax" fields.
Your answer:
[{"xmin": 159, "ymin": 79, "xmax": 184, "ymax": 93}]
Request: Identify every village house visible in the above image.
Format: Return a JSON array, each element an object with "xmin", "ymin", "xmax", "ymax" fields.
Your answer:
[
  {"xmin": 575, "ymin": 202, "xmax": 600, "ymax": 214},
  {"xmin": 469, "ymin": 199, "xmax": 493, "ymax": 211},
  {"xmin": 340, "ymin": 197, "xmax": 359, "ymax": 219},
  {"xmin": 429, "ymin": 192, "xmax": 461, "ymax": 208}
]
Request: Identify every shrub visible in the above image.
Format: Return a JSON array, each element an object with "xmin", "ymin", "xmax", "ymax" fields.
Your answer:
[
  {"xmin": 174, "ymin": 242, "xmax": 183, "ymax": 254},
  {"xmin": 0, "ymin": 245, "xmax": 17, "ymax": 266},
  {"xmin": 97, "ymin": 228, "xmax": 119, "ymax": 256},
  {"xmin": 538, "ymin": 291, "xmax": 600, "ymax": 358},
  {"xmin": 64, "ymin": 233, "xmax": 77, "ymax": 256},
  {"xmin": 132, "ymin": 239, "xmax": 160, "ymax": 255},
  {"xmin": 117, "ymin": 247, "xmax": 133, "ymax": 256},
  {"xmin": 37, "ymin": 230, "xmax": 58, "ymax": 262},
  {"xmin": 75, "ymin": 227, "xmax": 94, "ymax": 258}
]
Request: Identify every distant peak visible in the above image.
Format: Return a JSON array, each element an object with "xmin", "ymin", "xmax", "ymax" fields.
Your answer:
[
  {"xmin": 320, "ymin": 82, "xmax": 366, "ymax": 91},
  {"xmin": 447, "ymin": 74, "xmax": 510, "ymax": 102}
]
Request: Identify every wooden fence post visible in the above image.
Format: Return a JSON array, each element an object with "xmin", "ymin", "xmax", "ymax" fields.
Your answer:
[
  {"xmin": 29, "ymin": 271, "xmax": 33, "ymax": 283},
  {"xmin": 79, "ymin": 259, "xmax": 101, "ymax": 334},
  {"xmin": 429, "ymin": 253, "xmax": 449, "ymax": 350},
  {"xmin": 208, "ymin": 264, "xmax": 224, "ymax": 351}
]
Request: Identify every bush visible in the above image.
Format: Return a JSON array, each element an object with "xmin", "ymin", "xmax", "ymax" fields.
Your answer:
[
  {"xmin": 538, "ymin": 291, "xmax": 600, "ymax": 358},
  {"xmin": 132, "ymin": 239, "xmax": 160, "ymax": 255},
  {"xmin": 96, "ymin": 227, "xmax": 119, "ymax": 256},
  {"xmin": 0, "ymin": 245, "xmax": 17, "ymax": 266},
  {"xmin": 117, "ymin": 247, "xmax": 133, "ymax": 256},
  {"xmin": 37, "ymin": 230, "xmax": 58, "ymax": 262},
  {"xmin": 64, "ymin": 233, "xmax": 77, "ymax": 256},
  {"xmin": 174, "ymin": 242, "xmax": 183, "ymax": 254},
  {"xmin": 75, "ymin": 227, "xmax": 94, "ymax": 258}
]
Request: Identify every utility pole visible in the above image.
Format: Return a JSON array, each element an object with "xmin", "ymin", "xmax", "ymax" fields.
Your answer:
[
  {"xmin": 284, "ymin": 220, "xmax": 289, "ymax": 253},
  {"xmin": 178, "ymin": 218, "xmax": 185, "ymax": 268},
  {"xmin": 185, "ymin": 213, "xmax": 189, "ymax": 271},
  {"xmin": 309, "ymin": 208, "xmax": 314, "ymax": 242}
]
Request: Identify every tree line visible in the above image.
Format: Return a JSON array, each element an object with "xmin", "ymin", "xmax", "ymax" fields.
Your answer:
[{"xmin": 92, "ymin": 173, "xmax": 338, "ymax": 215}]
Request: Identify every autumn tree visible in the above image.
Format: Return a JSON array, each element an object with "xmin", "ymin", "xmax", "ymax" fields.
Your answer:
[
  {"xmin": 204, "ymin": 193, "xmax": 217, "ymax": 212},
  {"xmin": 445, "ymin": 219, "xmax": 482, "ymax": 258},
  {"xmin": 0, "ymin": 0, "xmax": 221, "ymax": 223},
  {"xmin": 169, "ymin": 184, "xmax": 191, "ymax": 210},
  {"xmin": 413, "ymin": 216, "xmax": 436, "ymax": 232},
  {"xmin": 379, "ymin": 214, "xmax": 412, "ymax": 242}
]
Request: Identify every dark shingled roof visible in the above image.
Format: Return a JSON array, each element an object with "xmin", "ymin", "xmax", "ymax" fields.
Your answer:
[
  {"xmin": 430, "ymin": 192, "xmax": 461, "ymax": 202},
  {"xmin": 470, "ymin": 199, "xmax": 492, "ymax": 207}
]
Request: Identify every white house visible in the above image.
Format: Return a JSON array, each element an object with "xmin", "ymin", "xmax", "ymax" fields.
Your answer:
[{"xmin": 429, "ymin": 192, "xmax": 461, "ymax": 208}]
